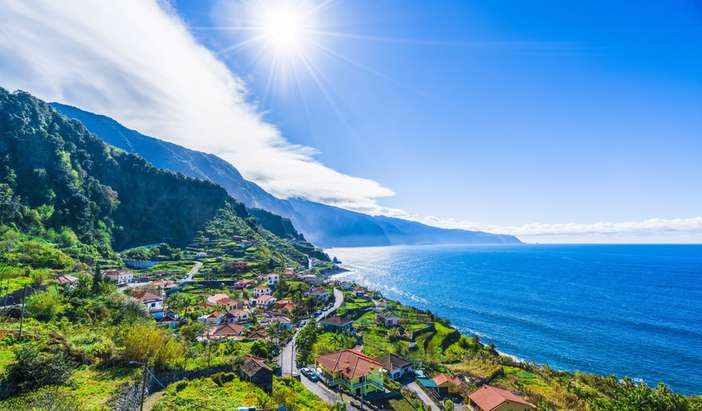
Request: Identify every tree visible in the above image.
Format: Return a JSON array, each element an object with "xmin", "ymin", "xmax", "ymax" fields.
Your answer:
[
  {"xmin": 179, "ymin": 321, "xmax": 206, "ymax": 342},
  {"xmin": 91, "ymin": 263, "xmax": 102, "ymax": 294},
  {"xmin": 250, "ymin": 340, "xmax": 269, "ymax": 359}
]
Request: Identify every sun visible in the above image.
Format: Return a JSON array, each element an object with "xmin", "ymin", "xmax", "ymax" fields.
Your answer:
[{"xmin": 259, "ymin": 3, "xmax": 310, "ymax": 56}]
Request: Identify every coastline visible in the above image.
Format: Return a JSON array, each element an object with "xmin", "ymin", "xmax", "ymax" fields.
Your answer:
[
  {"xmin": 324, "ymin": 243, "xmax": 702, "ymax": 396},
  {"xmin": 329, "ymin": 263, "xmax": 528, "ymax": 364},
  {"xmin": 325, "ymin": 257, "xmax": 700, "ymax": 397}
]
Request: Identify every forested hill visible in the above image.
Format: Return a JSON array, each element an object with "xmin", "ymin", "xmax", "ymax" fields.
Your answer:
[
  {"xmin": 0, "ymin": 88, "xmax": 319, "ymax": 265},
  {"xmin": 52, "ymin": 102, "xmax": 522, "ymax": 247}
]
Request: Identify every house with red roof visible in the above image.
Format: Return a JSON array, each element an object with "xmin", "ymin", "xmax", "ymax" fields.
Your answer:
[
  {"xmin": 250, "ymin": 294, "xmax": 277, "ymax": 309},
  {"xmin": 201, "ymin": 323, "xmax": 245, "ymax": 341},
  {"xmin": 468, "ymin": 385, "xmax": 535, "ymax": 411},
  {"xmin": 433, "ymin": 373, "xmax": 466, "ymax": 396},
  {"xmin": 315, "ymin": 349, "xmax": 385, "ymax": 396}
]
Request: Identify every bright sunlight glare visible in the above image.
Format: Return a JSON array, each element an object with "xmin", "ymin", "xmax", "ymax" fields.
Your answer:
[{"xmin": 260, "ymin": 4, "xmax": 308, "ymax": 55}]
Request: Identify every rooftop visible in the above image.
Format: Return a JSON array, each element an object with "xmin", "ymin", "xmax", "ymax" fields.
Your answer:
[
  {"xmin": 376, "ymin": 353, "xmax": 411, "ymax": 371},
  {"xmin": 208, "ymin": 323, "xmax": 244, "ymax": 338},
  {"xmin": 320, "ymin": 316, "xmax": 352, "ymax": 326},
  {"xmin": 317, "ymin": 349, "xmax": 384, "ymax": 380},
  {"xmin": 241, "ymin": 355, "xmax": 272, "ymax": 377},
  {"xmin": 468, "ymin": 385, "xmax": 534, "ymax": 411}
]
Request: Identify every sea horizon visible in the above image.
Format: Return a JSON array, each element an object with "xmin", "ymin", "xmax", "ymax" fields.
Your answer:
[{"xmin": 328, "ymin": 243, "xmax": 702, "ymax": 395}]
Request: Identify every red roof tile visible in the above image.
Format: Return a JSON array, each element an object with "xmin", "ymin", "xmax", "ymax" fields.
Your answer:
[
  {"xmin": 468, "ymin": 385, "xmax": 534, "ymax": 411},
  {"xmin": 317, "ymin": 349, "xmax": 384, "ymax": 380}
]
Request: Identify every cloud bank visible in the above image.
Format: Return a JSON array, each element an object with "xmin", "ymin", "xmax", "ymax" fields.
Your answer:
[
  {"xmin": 0, "ymin": 0, "xmax": 393, "ymax": 211},
  {"xmin": 421, "ymin": 216, "xmax": 702, "ymax": 243}
]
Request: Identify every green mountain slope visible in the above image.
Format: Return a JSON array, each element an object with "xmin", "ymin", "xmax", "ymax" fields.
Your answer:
[
  {"xmin": 0, "ymin": 88, "xmax": 316, "ymax": 266},
  {"xmin": 51, "ymin": 102, "xmax": 522, "ymax": 247}
]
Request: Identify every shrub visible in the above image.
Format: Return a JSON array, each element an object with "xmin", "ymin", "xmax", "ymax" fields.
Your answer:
[
  {"xmin": 6, "ymin": 344, "xmax": 75, "ymax": 392},
  {"xmin": 0, "ymin": 385, "xmax": 82, "ymax": 411},
  {"xmin": 122, "ymin": 324, "xmax": 185, "ymax": 370},
  {"xmin": 26, "ymin": 286, "xmax": 64, "ymax": 321}
]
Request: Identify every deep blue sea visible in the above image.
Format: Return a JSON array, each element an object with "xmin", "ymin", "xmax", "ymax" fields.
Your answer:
[{"xmin": 327, "ymin": 244, "xmax": 702, "ymax": 394}]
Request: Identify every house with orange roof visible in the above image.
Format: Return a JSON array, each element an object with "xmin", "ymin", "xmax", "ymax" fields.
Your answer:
[
  {"xmin": 201, "ymin": 323, "xmax": 245, "ymax": 341},
  {"xmin": 467, "ymin": 385, "xmax": 535, "ymax": 411},
  {"xmin": 315, "ymin": 349, "xmax": 385, "ymax": 396},
  {"xmin": 273, "ymin": 299, "xmax": 296, "ymax": 315},
  {"xmin": 234, "ymin": 279, "xmax": 255, "ymax": 289},
  {"xmin": 433, "ymin": 373, "xmax": 466, "ymax": 396}
]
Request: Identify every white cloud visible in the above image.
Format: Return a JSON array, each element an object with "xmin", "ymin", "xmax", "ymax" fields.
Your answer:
[
  {"xmin": 0, "ymin": 0, "xmax": 393, "ymax": 210},
  {"xmin": 419, "ymin": 216, "xmax": 702, "ymax": 243}
]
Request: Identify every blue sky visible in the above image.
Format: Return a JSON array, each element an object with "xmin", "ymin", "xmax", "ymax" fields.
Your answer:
[
  {"xmin": 177, "ymin": 0, "xmax": 702, "ymax": 225},
  {"xmin": 1, "ymin": 0, "xmax": 701, "ymax": 241}
]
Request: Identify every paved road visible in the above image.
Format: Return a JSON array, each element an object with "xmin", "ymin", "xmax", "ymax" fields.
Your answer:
[
  {"xmin": 406, "ymin": 381, "xmax": 441, "ymax": 411},
  {"xmin": 179, "ymin": 261, "xmax": 203, "ymax": 283},
  {"xmin": 280, "ymin": 288, "xmax": 344, "ymax": 376},
  {"xmin": 300, "ymin": 374, "xmax": 362, "ymax": 411}
]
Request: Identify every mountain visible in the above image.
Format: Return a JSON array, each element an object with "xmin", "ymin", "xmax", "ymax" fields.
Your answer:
[
  {"xmin": 51, "ymin": 103, "xmax": 521, "ymax": 247},
  {"xmin": 0, "ymin": 88, "xmax": 319, "ymax": 266}
]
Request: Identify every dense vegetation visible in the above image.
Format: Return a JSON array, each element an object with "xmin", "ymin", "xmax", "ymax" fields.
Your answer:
[
  {"xmin": 0, "ymin": 87, "xmax": 242, "ymax": 251},
  {"xmin": 0, "ymin": 88, "xmax": 324, "ymax": 266}
]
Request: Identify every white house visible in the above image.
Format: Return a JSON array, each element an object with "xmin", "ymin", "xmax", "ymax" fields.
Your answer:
[
  {"xmin": 253, "ymin": 285, "xmax": 272, "ymax": 297},
  {"xmin": 250, "ymin": 295, "xmax": 277, "ymax": 309},
  {"xmin": 198, "ymin": 311, "xmax": 226, "ymax": 325},
  {"xmin": 376, "ymin": 354, "xmax": 413, "ymax": 380},
  {"xmin": 103, "ymin": 269, "xmax": 133, "ymax": 285},
  {"xmin": 265, "ymin": 273, "xmax": 280, "ymax": 287},
  {"xmin": 230, "ymin": 308, "xmax": 251, "ymax": 323},
  {"xmin": 134, "ymin": 291, "xmax": 163, "ymax": 312}
]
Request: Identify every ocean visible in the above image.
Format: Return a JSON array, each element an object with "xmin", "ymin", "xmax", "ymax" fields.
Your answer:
[{"xmin": 327, "ymin": 244, "xmax": 702, "ymax": 394}]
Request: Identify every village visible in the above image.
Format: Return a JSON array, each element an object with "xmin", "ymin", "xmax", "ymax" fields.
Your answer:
[{"xmin": 78, "ymin": 240, "xmax": 537, "ymax": 411}]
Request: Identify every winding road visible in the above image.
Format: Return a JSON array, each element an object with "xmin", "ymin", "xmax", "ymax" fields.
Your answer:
[
  {"xmin": 280, "ymin": 288, "xmax": 344, "ymax": 377},
  {"xmin": 178, "ymin": 261, "xmax": 203, "ymax": 283}
]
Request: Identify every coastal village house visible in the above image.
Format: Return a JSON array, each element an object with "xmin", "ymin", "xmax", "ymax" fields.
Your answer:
[
  {"xmin": 377, "ymin": 311, "xmax": 401, "ymax": 327},
  {"xmin": 319, "ymin": 316, "xmax": 353, "ymax": 332},
  {"xmin": 198, "ymin": 311, "xmax": 226, "ymax": 325},
  {"xmin": 202, "ymin": 323, "xmax": 245, "ymax": 341},
  {"xmin": 265, "ymin": 273, "xmax": 280, "ymax": 287},
  {"xmin": 225, "ymin": 260, "xmax": 248, "ymax": 271},
  {"xmin": 54, "ymin": 274, "xmax": 79, "ymax": 288},
  {"xmin": 433, "ymin": 374, "xmax": 466, "ymax": 396},
  {"xmin": 316, "ymin": 349, "xmax": 385, "ymax": 396},
  {"xmin": 251, "ymin": 294, "xmax": 277, "ymax": 309},
  {"xmin": 253, "ymin": 285, "xmax": 272, "ymax": 297},
  {"xmin": 273, "ymin": 299, "xmax": 296, "ymax": 315},
  {"xmin": 103, "ymin": 269, "xmax": 133, "ymax": 285},
  {"xmin": 135, "ymin": 291, "xmax": 163, "ymax": 312},
  {"xmin": 234, "ymin": 279, "xmax": 255, "ymax": 289},
  {"xmin": 376, "ymin": 353, "xmax": 412, "ymax": 380},
  {"xmin": 206, "ymin": 293, "xmax": 242, "ymax": 311},
  {"xmin": 305, "ymin": 287, "xmax": 330, "ymax": 301},
  {"xmin": 467, "ymin": 385, "xmax": 535, "ymax": 411},
  {"xmin": 239, "ymin": 356, "xmax": 273, "ymax": 393}
]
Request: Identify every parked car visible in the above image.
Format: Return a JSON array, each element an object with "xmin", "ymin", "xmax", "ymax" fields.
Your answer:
[{"xmin": 301, "ymin": 367, "xmax": 320, "ymax": 382}]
